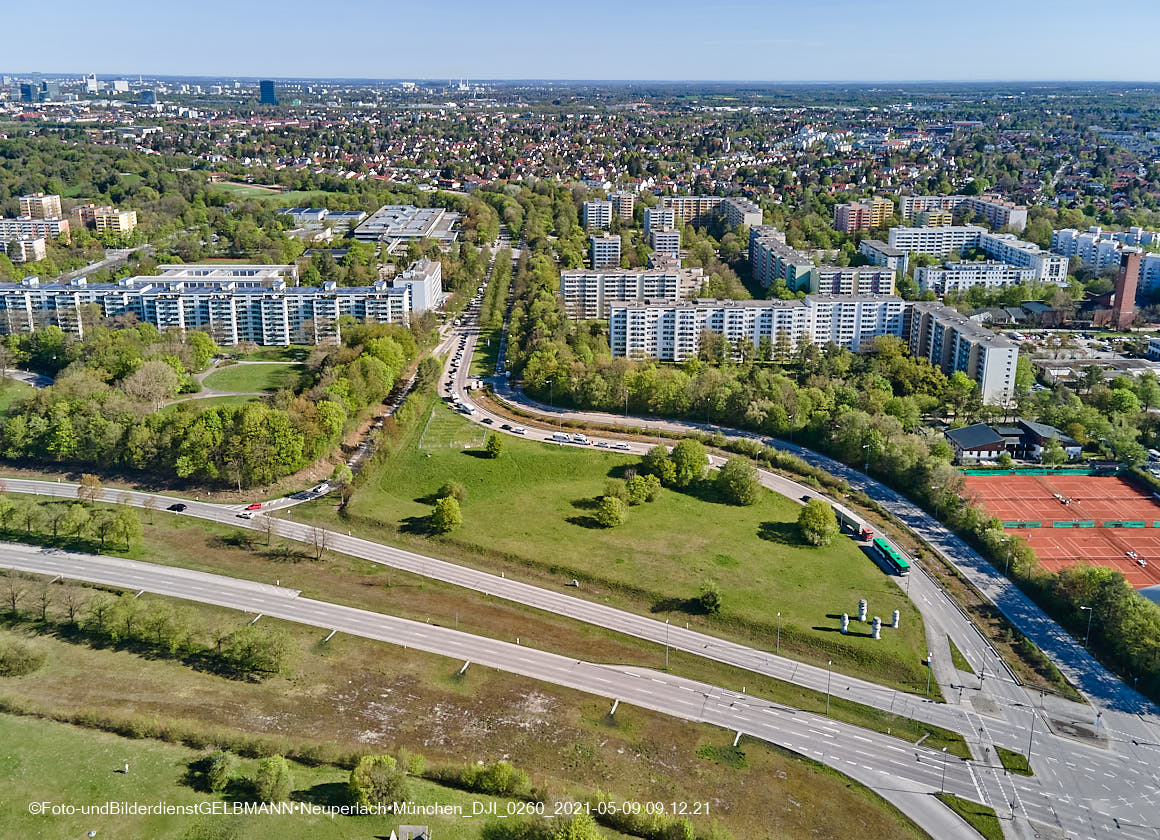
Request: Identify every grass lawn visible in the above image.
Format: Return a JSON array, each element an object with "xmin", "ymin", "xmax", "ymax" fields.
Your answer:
[
  {"xmin": 949, "ymin": 635, "xmax": 974, "ymax": 673},
  {"xmin": 0, "ymin": 604, "xmax": 932, "ymax": 840},
  {"xmin": 235, "ymin": 345, "xmax": 312, "ymax": 362},
  {"xmin": 469, "ymin": 328, "xmax": 502, "ymax": 378},
  {"xmin": 0, "ymin": 380, "xmax": 33, "ymax": 416},
  {"xmin": 291, "ymin": 401, "xmax": 933, "ymax": 693},
  {"xmin": 0, "ymin": 712, "xmax": 543, "ymax": 840},
  {"xmin": 160, "ymin": 395, "xmax": 261, "ymax": 414},
  {"xmin": 203, "ymin": 363, "xmax": 304, "ymax": 393},
  {"xmin": 995, "ymin": 745, "xmax": 1033, "ymax": 776},
  {"xmin": 934, "ymin": 793, "xmax": 1004, "ymax": 840}
]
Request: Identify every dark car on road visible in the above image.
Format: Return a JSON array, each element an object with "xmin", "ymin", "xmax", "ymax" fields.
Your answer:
[{"xmin": 167, "ymin": 503, "xmax": 187, "ymax": 512}]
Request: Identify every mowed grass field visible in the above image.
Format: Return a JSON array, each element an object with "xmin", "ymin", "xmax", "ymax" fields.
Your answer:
[
  {"xmin": 203, "ymin": 362, "xmax": 305, "ymax": 393},
  {"xmin": 0, "ymin": 380, "xmax": 33, "ymax": 416},
  {"xmin": 0, "ymin": 712, "xmax": 542, "ymax": 840},
  {"xmin": 295, "ymin": 402, "xmax": 930, "ymax": 691}
]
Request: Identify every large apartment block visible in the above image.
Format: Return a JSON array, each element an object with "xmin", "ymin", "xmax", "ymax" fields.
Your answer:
[
  {"xmin": 582, "ymin": 200, "xmax": 614, "ymax": 231},
  {"xmin": 859, "ymin": 239, "xmax": 909, "ymax": 274},
  {"xmin": 589, "ymin": 235, "xmax": 621, "ymax": 268},
  {"xmin": 899, "ymin": 194, "xmax": 1028, "ymax": 232},
  {"xmin": 832, "ymin": 198, "xmax": 894, "ymax": 233},
  {"xmin": 2, "ymin": 237, "xmax": 47, "ymax": 263},
  {"xmin": 71, "ymin": 203, "xmax": 138, "ymax": 235},
  {"xmin": 643, "ymin": 207, "xmax": 676, "ymax": 231},
  {"xmin": 560, "ymin": 267, "xmax": 701, "ymax": 319},
  {"xmin": 0, "ymin": 262, "xmax": 435, "ymax": 346},
  {"xmin": 1052, "ymin": 226, "xmax": 1160, "ymax": 293},
  {"xmin": 907, "ymin": 302, "xmax": 1018, "ymax": 404},
  {"xmin": 660, "ymin": 195, "xmax": 762, "ymax": 228},
  {"xmin": 749, "ymin": 226, "xmax": 894, "ymax": 294},
  {"xmin": 19, "ymin": 193, "xmax": 63, "ymax": 219},
  {"xmin": 609, "ymin": 294, "xmax": 906, "ymax": 362},
  {"xmin": 0, "ymin": 216, "xmax": 70, "ymax": 242},
  {"xmin": 610, "ymin": 192, "xmax": 635, "ymax": 222},
  {"xmin": 888, "ymin": 226, "xmax": 1067, "ymax": 282},
  {"xmin": 915, "ymin": 261, "xmax": 1036, "ymax": 295},
  {"xmin": 649, "ymin": 227, "xmax": 681, "ymax": 257}
]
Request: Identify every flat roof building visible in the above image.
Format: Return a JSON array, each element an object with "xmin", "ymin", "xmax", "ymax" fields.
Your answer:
[
  {"xmin": 648, "ymin": 227, "xmax": 681, "ymax": 258},
  {"xmin": 907, "ymin": 301, "xmax": 1018, "ymax": 404},
  {"xmin": 833, "ymin": 198, "xmax": 893, "ymax": 233},
  {"xmin": 19, "ymin": 193, "xmax": 62, "ymax": 220},
  {"xmin": 916, "ymin": 261, "xmax": 1037, "ymax": 295},
  {"xmin": 610, "ymin": 192, "xmax": 635, "ymax": 222},
  {"xmin": 560, "ymin": 267, "xmax": 700, "ymax": 319},
  {"xmin": 582, "ymin": 200, "xmax": 614, "ymax": 231},
  {"xmin": 899, "ymin": 194, "xmax": 1027, "ymax": 232},
  {"xmin": 859, "ymin": 239, "xmax": 909, "ymax": 275},
  {"xmin": 352, "ymin": 205, "xmax": 460, "ymax": 253},
  {"xmin": 589, "ymin": 235, "xmax": 621, "ymax": 269}
]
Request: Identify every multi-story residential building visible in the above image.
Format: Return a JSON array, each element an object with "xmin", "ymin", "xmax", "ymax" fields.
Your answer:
[
  {"xmin": 660, "ymin": 196, "xmax": 762, "ymax": 228},
  {"xmin": 649, "ymin": 227, "xmax": 681, "ymax": 257},
  {"xmin": 643, "ymin": 207, "xmax": 676, "ymax": 232},
  {"xmin": 609, "ymin": 294, "xmax": 906, "ymax": 361},
  {"xmin": 259, "ymin": 79, "xmax": 278, "ymax": 106},
  {"xmin": 915, "ymin": 208, "xmax": 953, "ymax": 226},
  {"xmin": 749, "ymin": 226, "xmax": 814, "ymax": 290},
  {"xmin": 610, "ymin": 192, "xmax": 635, "ymax": 222},
  {"xmin": 390, "ymin": 258, "xmax": 442, "ymax": 313},
  {"xmin": 19, "ymin": 193, "xmax": 62, "ymax": 219},
  {"xmin": 1052, "ymin": 226, "xmax": 1160, "ymax": 293},
  {"xmin": 0, "ymin": 216, "xmax": 70, "ymax": 243},
  {"xmin": 2, "ymin": 237, "xmax": 46, "ymax": 263},
  {"xmin": 832, "ymin": 198, "xmax": 893, "ymax": 233},
  {"xmin": 589, "ymin": 235, "xmax": 621, "ymax": 269},
  {"xmin": 859, "ymin": 239, "xmax": 909, "ymax": 275},
  {"xmin": 809, "ymin": 267, "xmax": 896, "ymax": 295},
  {"xmin": 352, "ymin": 205, "xmax": 461, "ymax": 252},
  {"xmin": 582, "ymin": 200, "xmax": 614, "ymax": 231},
  {"xmin": 907, "ymin": 302, "xmax": 1018, "ymax": 404},
  {"xmin": 0, "ymin": 271, "xmax": 421, "ymax": 346},
  {"xmin": 560, "ymin": 267, "xmax": 700, "ymax": 319},
  {"xmin": 94, "ymin": 208, "xmax": 138, "ymax": 236},
  {"xmin": 915, "ymin": 261, "xmax": 1037, "ymax": 295},
  {"xmin": 888, "ymin": 226, "xmax": 1067, "ymax": 282},
  {"xmin": 899, "ymin": 194, "xmax": 1028, "ymax": 231},
  {"xmin": 609, "ymin": 298, "xmax": 810, "ymax": 362}
]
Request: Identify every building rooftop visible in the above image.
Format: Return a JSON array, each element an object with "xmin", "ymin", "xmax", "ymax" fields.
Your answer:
[{"xmin": 945, "ymin": 423, "xmax": 1005, "ymax": 451}]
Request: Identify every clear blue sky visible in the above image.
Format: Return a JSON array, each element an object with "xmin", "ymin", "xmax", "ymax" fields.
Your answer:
[{"xmin": 9, "ymin": 0, "xmax": 1159, "ymax": 82}]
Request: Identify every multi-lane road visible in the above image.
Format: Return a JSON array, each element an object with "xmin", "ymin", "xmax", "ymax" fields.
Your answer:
[{"xmin": 4, "ymin": 247, "xmax": 1160, "ymax": 836}]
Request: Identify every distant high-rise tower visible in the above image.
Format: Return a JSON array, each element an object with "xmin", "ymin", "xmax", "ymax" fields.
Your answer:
[
  {"xmin": 84, "ymin": 73, "xmax": 98, "ymax": 94},
  {"xmin": 259, "ymin": 80, "xmax": 278, "ymax": 105},
  {"xmin": 1114, "ymin": 249, "xmax": 1142, "ymax": 330}
]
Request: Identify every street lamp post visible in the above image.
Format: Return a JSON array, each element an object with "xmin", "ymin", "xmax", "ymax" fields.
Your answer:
[
  {"xmin": 665, "ymin": 619, "xmax": 670, "ymax": 670},
  {"xmin": 825, "ymin": 659, "xmax": 833, "ymax": 715},
  {"xmin": 863, "ymin": 443, "xmax": 870, "ymax": 474},
  {"xmin": 926, "ymin": 651, "xmax": 933, "ymax": 697},
  {"xmin": 1026, "ymin": 710, "xmax": 1037, "ymax": 765},
  {"xmin": 776, "ymin": 612, "xmax": 782, "ymax": 655},
  {"xmin": 1080, "ymin": 605, "xmax": 1094, "ymax": 649},
  {"xmin": 940, "ymin": 747, "xmax": 949, "ymax": 793}
]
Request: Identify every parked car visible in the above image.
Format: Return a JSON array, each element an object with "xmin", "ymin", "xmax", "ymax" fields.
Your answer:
[
  {"xmin": 500, "ymin": 423, "xmax": 512, "ymax": 431},
  {"xmin": 550, "ymin": 432, "xmax": 571, "ymax": 442},
  {"xmin": 595, "ymin": 441, "xmax": 609, "ymax": 448},
  {"xmin": 482, "ymin": 417, "xmax": 493, "ymax": 424},
  {"xmin": 167, "ymin": 503, "xmax": 187, "ymax": 512}
]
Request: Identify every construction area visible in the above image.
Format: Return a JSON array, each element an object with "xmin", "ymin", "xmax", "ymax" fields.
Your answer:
[{"xmin": 963, "ymin": 471, "xmax": 1160, "ymax": 588}]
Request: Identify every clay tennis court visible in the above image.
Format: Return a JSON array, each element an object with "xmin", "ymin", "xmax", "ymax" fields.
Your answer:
[{"xmin": 962, "ymin": 472, "xmax": 1160, "ymax": 588}]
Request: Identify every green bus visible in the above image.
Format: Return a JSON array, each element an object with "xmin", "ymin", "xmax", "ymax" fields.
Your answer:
[{"xmin": 872, "ymin": 537, "xmax": 911, "ymax": 576}]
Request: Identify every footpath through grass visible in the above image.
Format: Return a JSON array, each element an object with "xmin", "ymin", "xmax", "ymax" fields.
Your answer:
[
  {"xmin": 935, "ymin": 793, "xmax": 1004, "ymax": 840},
  {"xmin": 291, "ymin": 401, "xmax": 933, "ymax": 693}
]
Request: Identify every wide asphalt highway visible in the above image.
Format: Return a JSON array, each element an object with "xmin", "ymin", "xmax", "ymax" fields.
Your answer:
[{"xmin": 0, "ymin": 542, "xmax": 1000, "ymax": 840}]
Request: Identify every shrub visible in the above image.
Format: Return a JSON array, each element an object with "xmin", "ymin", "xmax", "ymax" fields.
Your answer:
[
  {"xmin": 0, "ymin": 641, "xmax": 45, "ymax": 677},
  {"xmin": 797, "ymin": 498, "xmax": 839, "ymax": 546},
  {"xmin": 485, "ymin": 432, "xmax": 504, "ymax": 459},
  {"xmin": 431, "ymin": 496, "xmax": 463, "ymax": 533},
  {"xmin": 205, "ymin": 750, "xmax": 239, "ymax": 793},
  {"xmin": 436, "ymin": 481, "xmax": 467, "ymax": 502},
  {"xmin": 594, "ymin": 495, "xmax": 629, "ymax": 528},
  {"xmin": 349, "ymin": 754, "xmax": 409, "ymax": 807},
  {"xmin": 254, "ymin": 755, "xmax": 293, "ymax": 803},
  {"xmin": 698, "ymin": 580, "xmax": 722, "ymax": 615},
  {"xmin": 715, "ymin": 456, "xmax": 761, "ymax": 506}
]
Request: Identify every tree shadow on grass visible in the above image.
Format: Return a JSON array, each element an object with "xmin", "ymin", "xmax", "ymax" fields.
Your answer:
[
  {"xmin": 460, "ymin": 450, "xmax": 493, "ymax": 460},
  {"xmin": 571, "ymin": 497, "xmax": 601, "ymax": 510},
  {"xmin": 566, "ymin": 514, "xmax": 605, "ymax": 529},
  {"xmin": 651, "ymin": 596, "xmax": 710, "ymax": 616},
  {"xmin": 399, "ymin": 515, "xmax": 435, "ymax": 536},
  {"xmin": 757, "ymin": 521, "xmax": 800, "ymax": 545},
  {"xmin": 292, "ymin": 782, "xmax": 349, "ymax": 807}
]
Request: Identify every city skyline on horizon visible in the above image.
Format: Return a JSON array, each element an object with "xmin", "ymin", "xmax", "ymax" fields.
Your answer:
[{"xmin": 8, "ymin": 0, "xmax": 1160, "ymax": 84}]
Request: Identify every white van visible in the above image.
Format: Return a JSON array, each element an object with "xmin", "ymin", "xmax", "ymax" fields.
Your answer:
[
  {"xmin": 550, "ymin": 432, "xmax": 571, "ymax": 443},
  {"xmin": 572, "ymin": 434, "xmax": 590, "ymax": 445}
]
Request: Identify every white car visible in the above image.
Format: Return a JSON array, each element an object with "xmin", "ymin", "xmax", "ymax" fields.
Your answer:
[
  {"xmin": 512, "ymin": 427, "xmax": 527, "ymax": 435},
  {"xmin": 311, "ymin": 482, "xmax": 330, "ymax": 494},
  {"xmin": 595, "ymin": 441, "xmax": 609, "ymax": 448},
  {"xmin": 613, "ymin": 442, "xmax": 630, "ymax": 451},
  {"xmin": 236, "ymin": 510, "xmax": 254, "ymax": 519}
]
